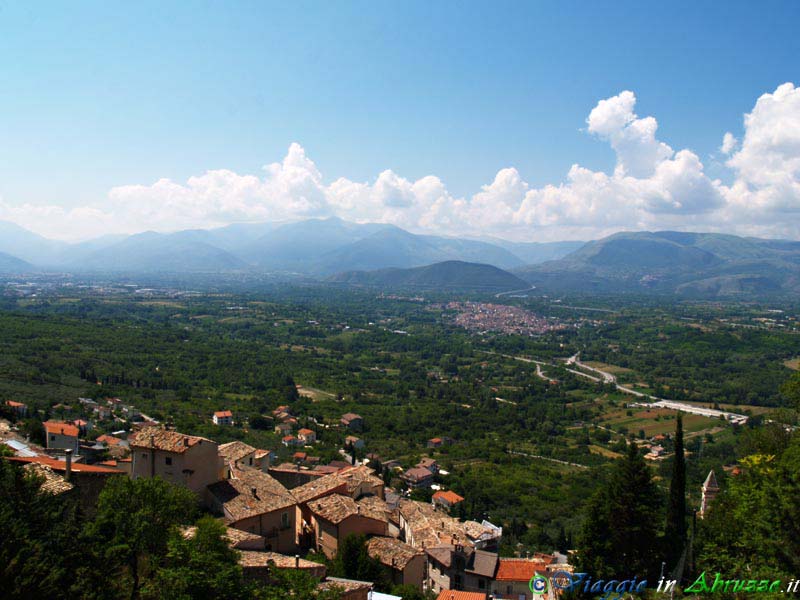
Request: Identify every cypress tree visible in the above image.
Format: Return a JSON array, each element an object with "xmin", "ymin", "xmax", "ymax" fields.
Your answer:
[
  {"xmin": 576, "ymin": 442, "xmax": 662, "ymax": 580},
  {"xmin": 665, "ymin": 414, "xmax": 687, "ymax": 569}
]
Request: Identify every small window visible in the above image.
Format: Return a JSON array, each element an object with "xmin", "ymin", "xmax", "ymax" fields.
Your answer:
[
  {"xmin": 50, "ymin": 435, "xmax": 55, "ymax": 441},
  {"xmin": 142, "ymin": 453, "xmax": 148, "ymax": 459},
  {"xmin": 165, "ymin": 457, "xmax": 172, "ymax": 466},
  {"xmin": 479, "ymin": 580, "xmax": 486, "ymax": 590},
  {"xmin": 281, "ymin": 512, "xmax": 289, "ymax": 528}
]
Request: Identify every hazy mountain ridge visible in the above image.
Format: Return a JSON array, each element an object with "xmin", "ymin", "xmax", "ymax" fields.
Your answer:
[
  {"xmin": 77, "ymin": 232, "xmax": 249, "ymax": 273},
  {"xmin": 515, "ymin": 231, "xmax": 800, "ymax": 297},
  {"xmin": 328, "ymin": 260, "xmax": 529, "ymax": 290},
  {"xmin": 0, "ymin": 218, "xmax": 573, "ymax": 274},
  {"xmin": 477, "ymin": 237, "xmax": 586, "ymax": 264},
  {"xmin": 0, "ymin": 251, "xmax": 34, "ymax": 273},
  {"xmin": 5, "ymin": 220, "xmax": 800, "ymax": 298}
]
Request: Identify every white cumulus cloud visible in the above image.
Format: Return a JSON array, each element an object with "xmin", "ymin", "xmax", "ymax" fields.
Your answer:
[
  {"xmin": 722, "ymin": 82, "xmax": 800, "ymax": 220},
  {"xmin": 2, "ymin": 84, "xmax": 800, "ymax": 242},
  {"xmin": 720, "ymin": 132, "xmax": 738, "ymax": 155}
]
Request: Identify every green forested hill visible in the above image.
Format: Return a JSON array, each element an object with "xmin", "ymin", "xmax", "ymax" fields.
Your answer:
[
  {"xmin": 515, "ymin": 231, "xmax": 800, "ymax": 297},
  {"xmin": 328, "ymin": 260, "xmax": 529, "ymax": 290}
]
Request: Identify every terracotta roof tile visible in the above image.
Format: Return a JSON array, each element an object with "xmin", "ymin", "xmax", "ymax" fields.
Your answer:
[
  {"xmin": 366, "ymin": 536, "xmax": 423, "ymax": 570},
  {"xmin": 219, "ymin": 441, "xmax": 257, "ymax": 463},
  {"xmin": 23, "ymin": 462, "xmax": 74, "ymax": 495},
  {"xmin": 238, "ymin": 551, "xmax": 324, "ymax": 572},
  {"xmin": 43, "ymin": 421, "xmax": 79, "ymax": 437},
  {"xmin": 6, "ymin": 456, "xmax": 122, "ymax": 474},
  {"xmin": 311, "ymin": 494, "xmax": 387, "ymax": 525},
  {"xmin": 292, "ymin": 465, "xmax": 383, "ymax": 504},
  {"xmin": 207, "ymin": 467, "xmax": 297, "ymax": 522},
  {"xmin": 435, "ymin": 591, "xmax": 487, "ymax": 600},
  {"xmin": 495, "ymin": 558, "xmax": 550, "ymax": 581},
  {"xmin": 129, "ymin": 427, "xmax": 214, "ymax": 454},
  {"xmin": 310, "ymin": 494, "xmax": 359, "ymax": 524},
  {"xmin": 399, "ymin": 500, "xmax": 494, "ymax": 549},
  {"xmin": 433, "ymin": 490, "xmax": 464, "ymax": 504},
  {"xmin": 403, "ymin": 467, "xmax": 433, "ymax": 482},
  {"xmin": 96, "ymin": 434, "xmax": 124, "ymax": 446}
]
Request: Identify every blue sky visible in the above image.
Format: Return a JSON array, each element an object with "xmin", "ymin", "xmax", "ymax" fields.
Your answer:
[{"xmin": 1, "ymin": 1, "xmax": 799, "ymax": 241}]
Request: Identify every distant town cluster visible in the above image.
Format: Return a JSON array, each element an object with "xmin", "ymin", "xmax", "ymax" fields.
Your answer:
[{"xmin": 447, "ymin": 302, "xmax": 568, "ymax": 337}]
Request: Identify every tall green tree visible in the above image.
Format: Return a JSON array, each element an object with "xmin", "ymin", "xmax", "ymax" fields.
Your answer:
[
  {"xmin": 256, "ymin": 568, "xmax": 342, "ymax": 600},
  {"xmin": 664, "ymin": 414, "xmax": 686, "ymax": 571},
  {"xmin": 84, "ymin": 476, "xmax": 198, "ymax": 600},
  {"xmin": 0, "ymin": 459, "xmax": 83, "ymax": 600},
  {"xmin": 576, "ymin": 442, "xmax": 662, "ymax": 581},
  {"xmin": 142, "ymin": 516, "xmax": 251, "ymax": 600},
  {"xmin": 781, "ymin": 371, "xmax": 800, "ymax": 409},
  {"xmin": 330, "ymin": 534, "xmax": 387, "ymax": 588},
  {"xmin": 696, "ymin": 436, "xmax": 800, "ymax": 584}
]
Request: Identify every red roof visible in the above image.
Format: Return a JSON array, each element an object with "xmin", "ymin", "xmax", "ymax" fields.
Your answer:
[
  {"xmin": 435, "ymin": 591, "xmax": 487, "ymax": 600},
  {"xmin": 6, "ymin": 456, "xmax": 121, "ymax": 474},
  {"xmin": 43, "ymin": 421, "xmax": 79, "ymax": 437},
  {"xmin": 429, "ymin": 437, "xmax": 442, "ymax": 443},
  {"xmin": 495, "ymin": 559, "xmax": 549, "ymax": 581},
  {"xmin": 214, "ymin": 410, "xmax": 233, "ymax": 418},
  {"xmin": 282, "ymin": 435, "xmax": 296, "ymax": 442},
  {"xmin": 96, "ymin": 434, "xmax": 123, "ymax": 446},
  {"xmin": 433, "ymin": 490, "xmax": 465, "ymax": 504},
  {"xmin": 6, "ymin": 401, "xmax": 26, "ymax": 408},
  {"xmin": 298, "ymin": 428, "xmax": 314, "ymax": 436}
]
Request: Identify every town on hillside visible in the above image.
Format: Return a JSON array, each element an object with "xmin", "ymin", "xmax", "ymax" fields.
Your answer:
[{"xmin": 1, "ymin": 397, "xmax": 583, "ymax": 600}]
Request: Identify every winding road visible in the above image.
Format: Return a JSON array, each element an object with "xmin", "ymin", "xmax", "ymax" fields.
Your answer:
[{"xmin": 488, "ymin": 350, "xmax": 750, "ymax": 425}]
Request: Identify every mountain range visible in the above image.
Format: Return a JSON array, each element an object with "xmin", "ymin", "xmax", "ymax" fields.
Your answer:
[
  {"xmin": 0, "ymin": 217, "xmax": 578, "ymax": 275},
  {"xmin": 514, "ymin": 231, "xmax": 800, "ymax": 296},
  {"xmin": 2, "ymin": 218, "xmax": 800, "ymax": 297}
]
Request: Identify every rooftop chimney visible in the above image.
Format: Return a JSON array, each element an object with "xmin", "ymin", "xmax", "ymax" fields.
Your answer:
[
  {"xmin": 295, "ymin": 555, "xmax": 300, "ymax": 568},
  {"xmin": 184, "ymin": 437, "xmax": 190, "ymax": 447},
  {"xmin": 251, "ymin": 487, "xmax": 259, "ymax": 500},
  {"xmin": 64, "ymin": 449, "xmax": 73, "ymax": 482}
]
